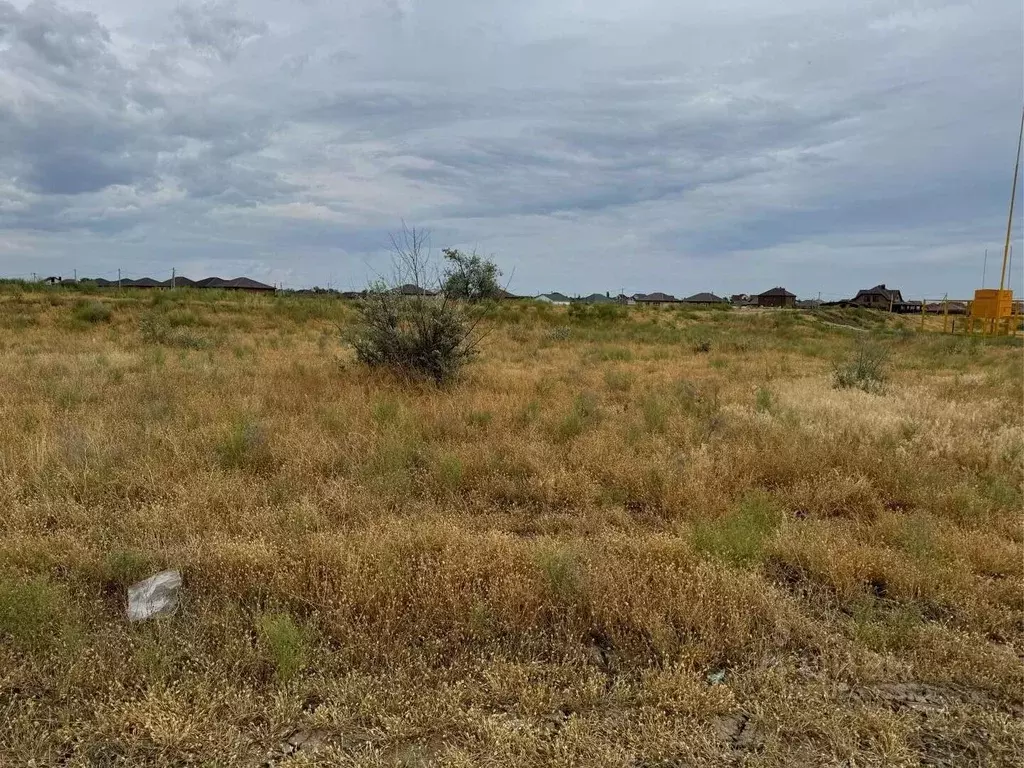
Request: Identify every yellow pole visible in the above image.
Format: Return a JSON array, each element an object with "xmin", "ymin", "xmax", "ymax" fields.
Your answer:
[{"xmin": 998, "ymin": 106, "xmax": 1024, "ymax": 293}]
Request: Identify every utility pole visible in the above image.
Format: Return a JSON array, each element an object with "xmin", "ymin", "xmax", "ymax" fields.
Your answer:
[
  {"xmin": 983, "ymin": 249, "xmax": 988, "ymax": 288},
  {"xmin": 118, "ymin": 268, "xmax": 121, "ymax": 290},
  {"xmin": 998, "ymin": 106, "xmax": 1024, "ymax": 293},
  {"xmin": 73, "ymin": 268, "xmax": 77, "ymax": 281},
  {"xmin": 172, "ymin": 267, "xmax": 176, "ymax": 289}
]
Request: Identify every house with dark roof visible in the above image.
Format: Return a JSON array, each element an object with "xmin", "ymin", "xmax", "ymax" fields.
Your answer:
[
  {"xmin": 681, "ymin": 292, "xmax": 727, "ymax": 305},
  {"xmin": 634, "ymin": 292, "xmax": 678, "ymax": 305},
  {"xmin": 578, "ymin": 292, "xmax": 615, "ymax": 304},
  {"xmin": 535, "ymin": 292, "xmax": 571, "ymax": 305},
  {"xmin": 122, "ymin": 277, "xmax": 163, "ymax": 289},
  {"xmin": 730, "ymin": 293, "xmax": 756, "ymax": 306},
  {"xmin": 217, "ymin": 277, "xmax": 275, "ymax": 292},
  {"xmin": 850, "ymin": 284, "xmax": 903, "ymax": 311},
  {"xmin": 757, "ymin": 287, "xmax": 797, "ymax": 308},
  {"xmin": 392, "ymin": 283, "xmax": 436, "ymax": 296},
  {"xmin": 162, "ymin": 276, "xmax": 197, "ymax": 289}
]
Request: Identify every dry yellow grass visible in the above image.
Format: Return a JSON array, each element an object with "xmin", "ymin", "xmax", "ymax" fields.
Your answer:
[{"xmin": 0, "ymin": 287, "xmax": 1021, "ymax": 766}]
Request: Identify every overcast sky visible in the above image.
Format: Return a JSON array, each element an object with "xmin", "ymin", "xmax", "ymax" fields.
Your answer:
[{"xmin": 1, "ymin": 0, "xmax": 1022, "ymax": 297}]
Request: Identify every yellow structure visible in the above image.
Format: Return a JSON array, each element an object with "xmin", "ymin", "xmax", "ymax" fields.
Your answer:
[{"xmin": 968, "ymin": 288, "xmax": 1017, "ymax": 335}]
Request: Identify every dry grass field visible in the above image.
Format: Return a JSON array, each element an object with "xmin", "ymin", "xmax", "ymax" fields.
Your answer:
[{"xmin": 0, "ymin": 286, "xmax": 1021, "ymax": 766}]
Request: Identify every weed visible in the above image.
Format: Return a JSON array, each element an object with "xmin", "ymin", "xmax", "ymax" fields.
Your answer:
[
  {"xmin": 0, "ymin": 576, "xmax": 79, "ymax": 655},
  {"xmin": 257, "ymin": 612, "xmax": 307, "ymax": 681},
  {"xmin": 552, "ymin": 392, "xmax": 601, "ymax": 441},
  {"xmin": 604, "ymin": 369, "xmax": 635, "ymax": 392},
  {"xmin": 692, "ymin": 338, "xmax": 712, "ymax": 354},
  {"xmin": 216, "ymin": 418, "xmax": 274, "ymax": 472},
  {"xmin": 466, "ymin": 410, "xmax": 494, "ymax": 428},
  {"xmin": 639, "ymin": 394, "xmax": 671, "ymax": 433},
  {"xmin": 833, "ymin": 343, "xmax": 890, "ymax": 393},
  {"xmin": 692, "ymin": 493, "xmax": 784, "ymax": 565},
  {"xmin": 435, "ymin": 453, "xmax": 465, "ymax": 492},
  {"xmin": 534, "ymin": 546, "xmax": 585, "ymax": 606},
  {"xmin": 72, "ymin": 300, "xmax": 112, "ymax": 325},
  {"xmin": 755, "ymin": 386, "xmax": 773, "ymax": 413}
]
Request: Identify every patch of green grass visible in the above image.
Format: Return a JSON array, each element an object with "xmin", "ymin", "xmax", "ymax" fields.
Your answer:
[
  {"xmin": 848, "ymin": 598, "xmax": 923, "ymax": 653},
  {"xmin": 256, "ymin": 612, "xmax": 307, "ymax": 681},
  {"xmin": 435, "ymin": 453, "xmax": 465, "ymax": 492},
  {"xmin": 587, "ymin": 345, "xmax": 633, "ymax": 362},
  {"xmin": 0, "ymin": 576, "xmax": 80, "ymax": 655},
  {"xmin": 371, "ymin": 397, "xmax": 401, "ymax": 426},
  {"xmin": 755, "ymin": 386, "xmax": 773, "ymax": 413},
  {"xmin": 466, "ymin": 410, "xmax": 494, "ymax": 428},
  {"xmin": 534, "ymin": 546, "xmax": 586, "ymax": 606},
  {"xmin": 692, "ymin": 493, "xmax": 784, "ymax": 566},
  {"xmin": 639, "ymin": 393, "xmax": 670, "ymax": 433},
  {"xmin": 604, "ymin": 369, "xmax": 635, "ymax": 393},
  {"xmin": 100, "ymin": 549, "xmax": 153, "ymax": 590},
  {"xmin": 552, "ymin": 392, "xmax": 601, "ymax": 442},
  {"xmin": 72, "ymin": 300, "xmax": 112, "ymax": 325},
  {"xmin": 215, "ymin": 417, "xmax": 274, "ymax": 472},
  {"xmin": 515, "ymin": 399, "xmax": 541, "ymax": 426}
]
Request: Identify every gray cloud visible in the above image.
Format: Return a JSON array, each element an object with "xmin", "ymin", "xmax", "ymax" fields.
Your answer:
[{"xmin": 0, "ymin": 0, "xmax": 1021, "ymax": 295}]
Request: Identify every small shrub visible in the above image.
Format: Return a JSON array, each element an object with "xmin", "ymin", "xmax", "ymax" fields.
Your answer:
[
  {"xmin": 549, "ymin": 326, "xmax": 571, "ymax": 342},
  {"xmin": 140, "ymin": 313, "xmax": 210, "ymax": 349},
  {"xmin": 692, "ymin": 338, "xmax": 712, "ymax": 354},
  {"xmin": 833, "ymin": 343, "xmax": 890, "ymax": 393},
  {"xmin": 257, "ymin": 612, "xmax": 307, "ymax": 681},
  {"xmin": 72, "ymin": 300, "xmax": 112, "ymax": 324},
  {"xmin": 755, "ymin": 386, "xmax": 773, "ymax": 413},
  {"xmin": 351, "ymin": 290, "xmax": 477, "ymax": 384},
  {"xmin": 692, "ymin": 493, "xmax": 783, "ymax": 566}
]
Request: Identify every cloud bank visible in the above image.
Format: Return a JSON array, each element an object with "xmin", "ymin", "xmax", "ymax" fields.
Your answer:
[{"xmin": 1, "ymin": 0, "xmax": 1021, "ymax": 296}]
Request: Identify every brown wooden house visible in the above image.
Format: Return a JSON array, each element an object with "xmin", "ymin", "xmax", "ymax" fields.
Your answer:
[{"xmin": 757, "ymin": 287, "xmax": 797, "ymax": 308}]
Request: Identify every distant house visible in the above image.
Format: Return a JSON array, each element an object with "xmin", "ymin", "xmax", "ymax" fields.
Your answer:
[
  {"xmin": 730, "ymin": 293, "xmax": 756, "ymax": 306},
  {"xmin": 493, "ymin": 288, "xmax": 523, "ymax": 300},
  {"xmin": 535, "ymin": 292, "xmax": 571, "ymax": 305},
  {"xmin": 850, "ymin": 284, "xmax": 903, "ymax": 311},
  {"xmin": 217, "ymin": 277, "xmax": 276, "ymax": 292},
  {"xmin": 578, "ymin": 293, "xmax": 615, "ymax": 304},
  {"xmin": 757, "ymin": 287, "xmax": 797, "ymax": 308},
  {"xmin": 122, "ymin": 277, "xmax": 163, "ymax": 289},
  {"xmin": 162, "ymin": 276, "xmax": 197, "ymax": 289},
  {"xmin": 681, "ymin": 292, "xmax": 727, "ymax": 305},
  {"xmin": 393, "ymin": 283, "xmax": 436, "ymax": 297},
  {"xmin": 634, "ymin": 292, "xmax": 678, "ymax": 305}
]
